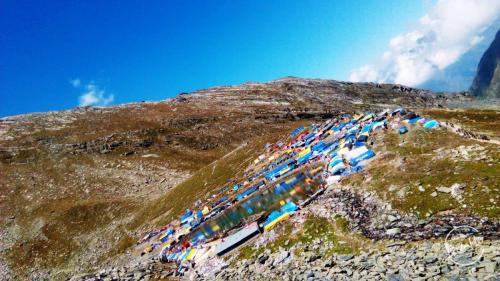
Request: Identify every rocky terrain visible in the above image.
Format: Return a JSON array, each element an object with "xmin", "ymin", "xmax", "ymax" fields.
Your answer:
[
  {"xmin": 0, "ymin": 77, "xmax": 496, "ymax": 281},
  {"xmin": 214, "ymin": 239, "xmax": 500, "ymax": 281}
]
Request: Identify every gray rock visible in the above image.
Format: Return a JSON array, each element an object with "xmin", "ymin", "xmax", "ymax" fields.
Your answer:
[
  {"xmin": 258, "ymin": 255, "xmax": 269, "ymax": 264},
  {"xmin": 424, "ymin": 256, "xmax": 438, "ymax": 264},
  {"xmin": 388, "ymin": 215, "xmax": 398, "ymax": 222},
  {"xmin": 484, "ymin": 262, "xmax": 496, "ymax": 273},
  {"xmin": 322, "ymin": 259, "xmax": 335, "ymax": 268},
  {"xmin": 387, "ymin": 273, "xmax": 404, "ymax": 281},
  {"xmin": 307, "ymin": 254, "xmax": 321, "ymax": 263},
  {"xmin": 337, "ymin": 254, "xmax": 354, "ymax": 261},
  {"xmin": 436, "ymin": 187, "xmax": 451, "ymax": 193},
  {"xmin": 386, "ymin": 228, "xmax": 401, "ymax": 235}
]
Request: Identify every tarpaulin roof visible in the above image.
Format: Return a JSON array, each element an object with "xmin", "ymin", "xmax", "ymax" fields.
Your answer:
[{"xmin": 424, "ymin": 120, "xmax": 439, "ymax": 129}]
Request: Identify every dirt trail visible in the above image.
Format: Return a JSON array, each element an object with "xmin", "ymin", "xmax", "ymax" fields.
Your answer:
[{"xmin": 442, "ymin": 122, "xmax": 500, "ymax": 145}]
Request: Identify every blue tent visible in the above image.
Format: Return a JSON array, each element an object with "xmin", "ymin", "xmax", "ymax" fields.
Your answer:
[
  {"xmin": 274, "ymin": 182, "xmax": 288, "ymax": 195},
  {"xmin": 423, "ymin": 120, "xmax": 439, "ymax": 129},
  {"xmin": 312, "ymin": 142, "xmax": 327, "ymax": 152},
  {"xmin": 408, "ymin": 117, "xmax": 422, "ymax": 124},
  {"xmin": 329, "ymin": 158, "xmax": 343, "ymax": 168},
  {"xmin": 263, "ymin": 210, "xmax": 283, "ymax": 226},
  {"xmin": 304, "ymin": 132, "xmax": 316, "ymax": 141},
  {"xmin": 236, "ymin": 181, "xmax": 264, "ymax": 201},
  {"xmin": 350, "ymin": 150, "xmax": 375, "ymax": 166},
  {"xmin": 180, "ymin": 210, "xmax": 193, "ymax": 223},
  {"xmin": 160, "ymin": 229, "xmax": 175, "ymax": 243},
  {"xmin": 215, "ymin": 196, "xmax": 229, "ymax": 205},
  {"xmin": 360, "ymin": 124, "xmax": 372, "ymax": 134},
  {"xmin": 265, "ymin": 160, "xmax": 294, "ymax": 180},
  {"xmin": 296, "ymin": 151, "xmax": 313, "ymax": 164},
  {"xmin": 196, "ymin": 210, "xmax": 203, "ymax": 219},
  {"xmin": 399, "ymin": 126, "xmax": 408, "ymax": 134},
  {"xmin": 330, "ymin": 163, "xmax": 347, "ymax": 175},
  {"xmin": 351, "ymin": 165, "xmax": 364, "ymax": 173},
  {"xmin": 281, "ymin": 202, "xmax": 298, "ymax": 214},
  {"xmin": 290, "ymin": 126, "xmax": 305, "ymax": 137},
  {"xmin": 333, "ymin": 122, "xmax": 348, "ymax": 131},
  {"xmin": 305, "ymin": 137, "xmax": 316, "ymax": 146}
]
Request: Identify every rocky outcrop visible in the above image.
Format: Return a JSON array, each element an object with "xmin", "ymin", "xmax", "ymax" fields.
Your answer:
[
  {"xmin": 470, "ymin": 28, "xmax": 500, "ymax": 98},
  {"xmin": 208, "ymin": 240, "xmax": 500, "ymax": 281}
]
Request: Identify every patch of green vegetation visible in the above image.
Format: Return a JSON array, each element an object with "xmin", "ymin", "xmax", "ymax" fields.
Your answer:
[
  {"xmin": 343, "ymin": 125, "xmax": 500, "ymax": 219},
  {"xmin": 421, "ymin": 108, "xmax": 500, "ymax": 140},
  {"xmin": 237, "ymin": 244, "xmax": 266, "ymax": 261},
  {"xmin": 299, "ymin": 216, "xmax": 354, "ymax": 256},
  {"xmin": 236, "ymin": 216, "xmax": 355, "ymax": 261},
  {"xmin": 334, "ymin": 215, "xmax": 350, "ymax": 233}
]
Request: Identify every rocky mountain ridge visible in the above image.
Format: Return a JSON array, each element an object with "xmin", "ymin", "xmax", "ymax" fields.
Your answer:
[{"xmin": 471, "ymin": 28, "xmax": 500, "ymax": 99}]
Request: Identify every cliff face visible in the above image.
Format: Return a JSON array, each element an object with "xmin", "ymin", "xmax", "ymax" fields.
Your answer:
[{"xmin": 470, "ymin": 28, "xmax": 500, "ymax": 98}]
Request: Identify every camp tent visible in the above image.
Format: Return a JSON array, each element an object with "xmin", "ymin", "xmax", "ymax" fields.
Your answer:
[
  {"xmin": 343, "ymin": 146, "xmax": 369, "ymax": 161},
  {"xmin": 362, "ymin": 113, "xmax": 376, "ymax": 121},
  {"xmin": 350, "ymin": 150, "xmax": 375, "ymax": 166},
  {"xmin": 423, "ymin": 120, "xmax": 439, "ymax": 129},
  {"xmin": 371, "ymin": 121, "xmax": 386, "ymax": 130},
  {"xmin": 399, "ymin": 126, "xmax": 408, "ymax": 134},
  {"xmin": 290, "ymin": 126, "xmax": 305, "ymax": 137},
  {"xmin": 357, "ymin": 135, "xmax": 368, "ymax": 142},
  {"xmin": 330, "ymin": 162, "xmax": 346, "ymax": 175},
  {"xmin": 391, "ymin": 108, "xmax": 406, "ymax": 116},
  {"xmin": 407, "ymin": 117, "xmax": 422, "ymax": 124},
  {"xmin": 281, "ymin": 202, "xmax": 298, "ymax": 214},
  {"xmin": 263, "ymin": 211, "xmax": 290, "ymax": 232},
  {"xmin": 403, "ymin": 112, "xmax": 417, "ymax": 120}
]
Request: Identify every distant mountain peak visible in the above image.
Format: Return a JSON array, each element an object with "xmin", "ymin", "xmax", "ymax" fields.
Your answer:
[{"xmin": 470, "ymin": 28, "xmax": 500, "ymax": 98}]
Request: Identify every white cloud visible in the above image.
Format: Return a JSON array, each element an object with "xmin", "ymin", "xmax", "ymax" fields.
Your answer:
[
  {"xmin": 78, "ymin": 83, "xmax": 114, "ymax": 107},
  {"xmin": 350, "ymin": 0, "xmax": 500, "ymax": 86},
  {"xmin": 70, "ymin": 78, "xmax": 81, "ymax": 87}
]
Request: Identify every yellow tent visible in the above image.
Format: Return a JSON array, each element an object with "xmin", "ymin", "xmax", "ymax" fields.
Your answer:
[
  {"xmin": 202, "ymin": 206, "xmax": 210, "ymax": 215},
  {"xmin": 212, "ymin": 224, "xmax": 220, "ymax": 232},
  {"xmin": 186, "ymin": 249, "xmax": 197, "ymax": 261},
  {"xmin": 161, "ymin": 243, "xmax": 171, "ymax": 251},
  {"xmin": 353, "ymin": 114, "xmax": 364, "ymax": 120},
  {"xmin": 297, "ymin": 147, "xmax": 311, "ymax": 158},
  {"xmin": 279, "ymin": 166, "xmax": 291, "ymax": 176},
  {"xmin": 310, "ymin": 166, "xmax": 323, "ymax": 175},
  {"xmin": 264, "ymin": 213, "xmax": 290, "ymax": 232},
  {"xmin": 362, "ymin": 114, "xmax": 375, "ymax": 121}
]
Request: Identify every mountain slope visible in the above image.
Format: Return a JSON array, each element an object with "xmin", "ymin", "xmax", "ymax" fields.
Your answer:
[
  {"xmin": 470, "ymin": 28, "xmax": 500, "ymax": 98},
  {"xmin": 0, "ymin": 78, "xmax": 475, "ymax": 280}
]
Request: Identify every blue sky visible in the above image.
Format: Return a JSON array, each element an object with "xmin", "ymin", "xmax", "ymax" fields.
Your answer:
[{"xmin": 1, "ymin": 1, "xmax": 494, "ymax": 117}]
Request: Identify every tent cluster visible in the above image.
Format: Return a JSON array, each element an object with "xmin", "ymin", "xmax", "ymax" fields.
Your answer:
[{"xmin": 135, "ymin": 108, "xmax": 440, "ymax": 273}]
